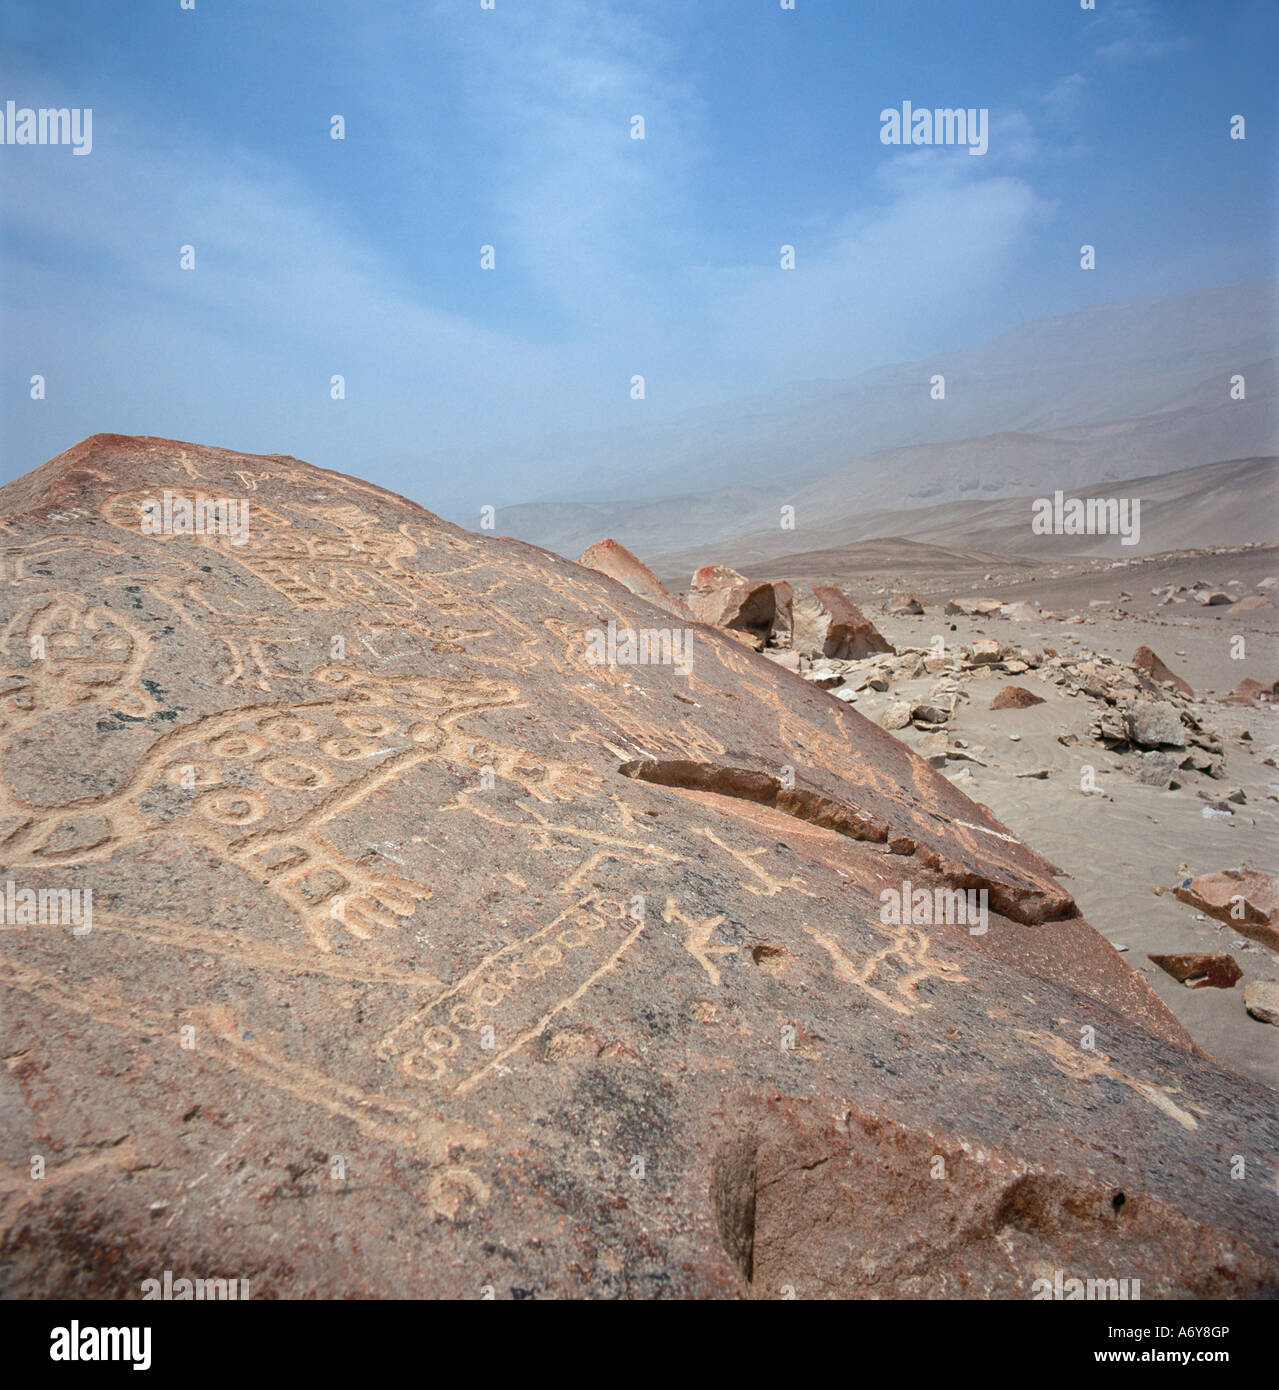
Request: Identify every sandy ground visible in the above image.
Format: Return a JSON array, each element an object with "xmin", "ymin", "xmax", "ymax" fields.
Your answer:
[{"xmin": 743, "ymin": 546, "xmax": 1279, "ymax": 1089}]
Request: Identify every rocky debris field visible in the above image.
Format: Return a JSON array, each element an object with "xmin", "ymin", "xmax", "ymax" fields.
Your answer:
[{"xmin": 653, "ymin": 551, "xmax": 1279, "ymax": 1089}]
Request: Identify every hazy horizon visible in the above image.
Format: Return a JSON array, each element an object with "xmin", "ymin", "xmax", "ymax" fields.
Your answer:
[{"xmin": 2, "ymin": 0, "xmax": 1276, "ymax": 517}]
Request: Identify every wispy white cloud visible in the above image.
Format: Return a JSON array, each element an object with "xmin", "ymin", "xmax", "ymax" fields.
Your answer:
[
  {"xmin": 1089, "ymin": 2, "xmax": 1191, "ymax": 63},
  {"xmin": 1, "ymin": 0, "xmax": 1058, "ymax": 501}
]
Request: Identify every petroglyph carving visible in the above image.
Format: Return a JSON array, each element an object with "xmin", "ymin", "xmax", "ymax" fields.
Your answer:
[{"xmin": 805, "ymin": 917, "xmax": 968, "ymax": 1018}]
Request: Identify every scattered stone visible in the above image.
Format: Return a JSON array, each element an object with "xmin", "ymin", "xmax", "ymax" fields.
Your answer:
[
  {"xmin": 1125, "ymin": 702, "xmax": 1187, "ymax": 750},
  {"xmin": 1194, "ymin": 591, "xmax": 1233, "ymax": 606},
  {"xmin": 1148, "ymin": 953, "xmax": 1243, "ymax": 990},
  {"xmin": 1232, "ymin": 595, "xmax": 1273, "ymax": 611},
  {"xmin": 1132, "ymin": 752, "xmax": 1182, "ymax": 789},
  {"xmin": 761, "ymin": 649, "xmax": 801, "ymax": 674},
  {"xmin": 911, "ymin": 699, "xmax": 953, "ymax": 726},
  {"xmin": 792, "ymin": 586, "xmax": 894, "ymax": 660},
  {"xmin": 944, "ymin": 597, "xmax": 1004, "ymax": 617},
  {"xmin": 1223, "ymin": 677, "xmax": 1277, "ymax": 707},
  {"xmin": 1243, "ymin": 981, "xmax": 1279, "ymax": 1026},
  {"xmin": 879, "ymin": 701, "xmax": 912, "ymax": 731},
  {"xmin": 990, "ymin": 685, "xmax": 1044, "ymax": 711},
  {"xmin": 886, "ymin": 593, "xmax": 925, "ymax": 616},
  {"xmin": 969, "ymin": 639, "xmax": 1003, "ymax": 666},
  {"xmin": 1132, "ymin": 646, "xmax": 1193, "ymax": 699},
  {"xmin": 1174, "ymin": 869, "xmax": 1279, "ymax": 952}
]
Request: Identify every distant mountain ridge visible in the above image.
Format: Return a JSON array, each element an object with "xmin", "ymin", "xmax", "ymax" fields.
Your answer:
[{"xmin": 489, "ymin": 277, "xmax": 1276, "ymax": 562}]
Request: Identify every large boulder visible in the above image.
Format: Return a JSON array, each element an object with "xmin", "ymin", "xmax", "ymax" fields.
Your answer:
[
  {"xmin": 0, "ymin": 434, "xmax": 1276, "ymax": 1299},
  {"xmin": 687, "ymin": 565, "xmax": 777, "ymax": 642},
  {"xmin": 579, "ymin": 538, "xmax": 691, "ymax": 619},
  {"xmin": 793, "ymin": 585, "xmax": 894, "ymax": 660}
]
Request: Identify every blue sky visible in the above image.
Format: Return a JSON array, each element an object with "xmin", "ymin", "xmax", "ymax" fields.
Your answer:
[{"xmin": 0, "ymin": 0, "xmax": 1274, "ymax": 511}]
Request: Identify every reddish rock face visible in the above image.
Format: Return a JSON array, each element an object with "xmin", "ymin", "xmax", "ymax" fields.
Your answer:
[
  {"xmin": 1148, "ymin": 952, "xmax": 1243, "ymax": 990},
  {"xmin": 1, "ymin": 434, "xmax": 1277, "ymax": 1300},
  {"xmin": 794, "ymin": 586, "xmax": 894, "ymax": 660},
  {"xmin": 687, "ymin": 565, "xmax": 777, "ymax": 641},
  {"xmin": 887, "ymin": 593, "xmax": 925, "ymax": 616},
  {"xmin": 1174, "ymin": 870, "xmax": 1279, "ymax": 953},
  {"xmin": 1133, "ymin": 646, "xmax": 1193, "ymax": 699},
  {"xmin": 579, "ymin": 538, "xmax": 691, "ymax": 619},
  {"xmin": 990, "ymin": 685, "xmax": 1046, "ymax": 710}
]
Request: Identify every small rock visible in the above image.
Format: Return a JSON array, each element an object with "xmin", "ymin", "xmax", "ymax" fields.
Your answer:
[
  {"xmin": 1243, "ymin": 981, "xmax": 1279, "ymax": 1026},
  {"xmin": 1125, "ymin": 702, "xmax": 1187, "ymax": 750},
  {"xmin": 879, "ymin": 701, "xmax": 912, "ymax": 731},
  {"xmin": 990, "ymin": 685, "xmax": 1044, "ymax": 711},
  {"xmin": 1148, "ymin": 952, "xmax": 1242, "ymax": 990}
]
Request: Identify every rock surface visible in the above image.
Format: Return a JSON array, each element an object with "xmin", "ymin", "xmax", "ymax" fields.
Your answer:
[{"xmin": 0, "ymin": 434, "xmax": 1277, "ymax": 1300}]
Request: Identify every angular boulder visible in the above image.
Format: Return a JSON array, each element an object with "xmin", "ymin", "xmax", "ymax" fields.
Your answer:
[
  {"xmin": 1244, "ymin": 982, "xmax": 1279, "ymax": 1026},
  {"xmin": 1148, "ymin": 953, "xmax": 1243, "ymax": 990},
  {"xmin": 0, "ymin": 434, "xmax": 1276, "ymax": 1300},
  {"xmin": 579, "ymin": 538, "xmax": 691, "ymax": 620},
  {"xmin": 1174, "ymin": 869, "xmax": 1279, "ymax": 953},
  {"xmin": 793, "ymin": 585, "xmax": 894, "ymax": 660},
  {"xmin": 688, "ymin": 565, "xmax": 777, "ymax": 642},
  {"xmin": 1132, "ymin": 646, "xmax": 1193, "ymax": 699},
  {"xmin": 945, "ymin": 597, "xmax": 1004, "ymax": 617},
  {"xmin": 1125, "ymin": 702, "xmax": 1187, "ymax": 749}
]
